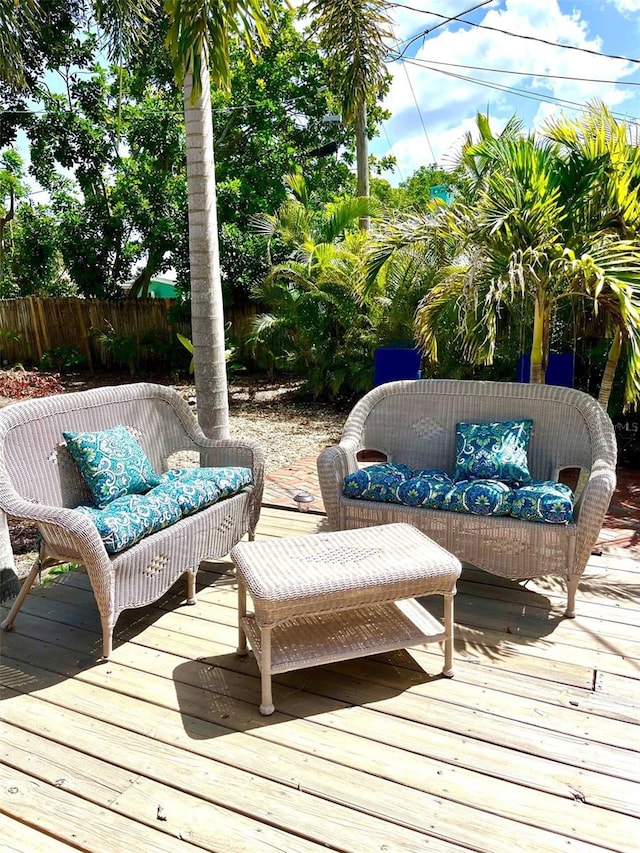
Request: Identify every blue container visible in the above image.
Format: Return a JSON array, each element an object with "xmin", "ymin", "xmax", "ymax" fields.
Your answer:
[
  {"xmin": 373, "ymin": 346, "xmax": 422, "ymax": 387},
  {"xmin": 517, "ymin": 353, "xmax": 575, "ymax": 388}
]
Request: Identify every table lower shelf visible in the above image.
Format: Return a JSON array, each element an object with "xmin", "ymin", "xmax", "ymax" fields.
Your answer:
[{"xmin": 241, "ymin": 598, "xmax": 446, "ymax": 675}]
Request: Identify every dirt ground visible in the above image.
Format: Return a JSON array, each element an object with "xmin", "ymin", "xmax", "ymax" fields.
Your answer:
[{"xmin": 1, "ymin": 369, "xmax": 349, "ymax": 563}]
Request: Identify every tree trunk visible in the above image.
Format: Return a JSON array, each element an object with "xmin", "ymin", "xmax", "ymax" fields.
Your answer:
[
  {"xmin": 127, "ymin": 246, "xmax": 164, "ymax": 299},
  {"xmin": 0, "ymin": 187, "xmax": 15, "ymax": 284},
  {"xmin": 355, "ymin": 100, "xmax": 369, "ymax": 230},
  {"xmin": 183, "ymin": 68, "xmax": 230, "ymax": 439},
  {"xmin": 598, "ymin": 329, "xmax": 622, "ymax": 412},
  {"xmin": 529, "ymin": 296, "xmax": 546, "ymax": 384}
]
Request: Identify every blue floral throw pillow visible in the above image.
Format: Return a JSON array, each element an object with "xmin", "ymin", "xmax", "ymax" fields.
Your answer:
[
  {"xmin": 63, "ymin": 425, "xmax": 161, "ymax": 509},
  {"xmin": 454, "ymin": 419, "xmax": 533, "ymax": 486},
  {"xmin": 343, "ymin": 463, "xmax": 412, "ymax": 503},
  {"xmin": 510, "ymin": 481, "xmax": 574, "ymax": 524}
]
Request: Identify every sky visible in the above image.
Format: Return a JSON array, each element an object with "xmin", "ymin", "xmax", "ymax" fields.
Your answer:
[{"xmin": 372, "ymin": 0, "xmax": 640, "ymax": 184}]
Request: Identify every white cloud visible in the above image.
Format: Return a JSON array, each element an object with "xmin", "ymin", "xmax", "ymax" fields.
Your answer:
[
  {"xmin": 606, "ymin": 0, "xmax": 640, "ymax": 12},
  {"xmin": 375, "ymin": 0, "xmax": 638, "ymax": 183}
]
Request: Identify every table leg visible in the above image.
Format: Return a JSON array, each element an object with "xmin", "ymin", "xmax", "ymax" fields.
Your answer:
[
  {"xmin": 259, "ymin": 625, "xmax": 275, "ymax": 716},
  {"xmin": 442, "ymin": 593, "xmax": 454, "ymax": 677},
  {"xmin": 236, "ymin": 573, "xmax": 248, "ymax": 656}
]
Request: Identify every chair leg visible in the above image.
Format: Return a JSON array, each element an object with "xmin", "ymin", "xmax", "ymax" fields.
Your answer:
[
  {"xmin": 565, "ymin": 576, "xmax": 579, "ymax": 619},
  {"xmin": 186, "ymin": 569, "xmax": 197, "ymax": 605},
  {"xmin": 259, "ymin": 626, "xmax": 275, "ymax": 716},
  {"xmin": 442, "ymin": 593, "xmax": 455, "ymax": 678},
  {"xmin": 100, "ymin": 614, "xmax": 114, "ymax": 660},
  {"xmin": 236, "ymin": 574, "xmax": 248, "ymax": 656},
  {"xmin": 1, "ymin": 555, "xmax": 41, "ymax": 631}
]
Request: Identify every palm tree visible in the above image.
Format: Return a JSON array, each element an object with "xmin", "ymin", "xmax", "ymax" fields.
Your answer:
[
  {"xmin": 544, "ymin": 103, "xmax": 640, "ymax": 410},
  {"xmin": 367, "ymin": 108, "xmax": 640, "ymax": 409},
  {"xmin": 250, "ymin": 172, "xmax": 381, "ymax": 396},
  {"xmin": 160, "ymin": 0, "xmax": 276, "ymax": 438},
  {"xmin": 305, "ymin": 0, "xmax": 392, "ymax": 229}
]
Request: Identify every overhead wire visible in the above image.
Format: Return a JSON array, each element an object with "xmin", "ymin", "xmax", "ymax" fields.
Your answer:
[
  {"xmin": 398, "ymin": 56, "xmax": 640, "ymax": 87},
  {"xmin": 395, "ymin": 55, "xmax": 640, "ymax": 126},
  {"xmin": 402, "ymin": 62, "xmax": 437, "ymax": 163},
  {"xmin": 387, "ymin": 2, "xmax": 640, "ymax": 66}
]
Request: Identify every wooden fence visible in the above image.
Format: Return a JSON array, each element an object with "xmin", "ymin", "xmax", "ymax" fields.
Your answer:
[{"xmin": 0, "ymin": 297, "xmax": 258, "ymax": 372}]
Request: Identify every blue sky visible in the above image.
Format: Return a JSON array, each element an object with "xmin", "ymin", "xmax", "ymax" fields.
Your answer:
[{"xmin": 373, "ymin": 0, "xmax": 640, "ymax": 184}]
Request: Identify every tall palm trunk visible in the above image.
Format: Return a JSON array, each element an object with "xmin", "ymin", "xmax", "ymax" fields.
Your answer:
[
  {"xmin": 598, "ymin": 329, "xmax": 622, "ymax": 412},
  {"xmin": 530, "ymin": 296, "xmax": 546, "ymax": 384},
  {"xmin": 183, "ymin": 67, "xmax": 229, "ymax": 439},
  {"xmin": 355, "ymin": 101, "xmax": 369, "ymax": 231}
]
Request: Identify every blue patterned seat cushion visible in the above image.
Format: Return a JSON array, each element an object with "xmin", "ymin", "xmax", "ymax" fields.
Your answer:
[
  {"xmin": 74, "ymin": 466, "xmax": 253, "ymax": 554},
  {"xmin": 510, "ymin": 480, "xmax": 574, "ymax": 524},
  {"xmin": 438, "ymin": 479, "xmax": 513, "ymax": 516},
  {"xmin": 63, "ymin": 425, "xmax": 161, "ymax": 508},
  {"xmin": 397, "ymin": 470, "xmax": 453, "ymax": 508},
  {"xmin": 158, "ymin": 466, "xmax": 253, "ymax": 500},
  {"xmin": 343, "ymin": 463, "xmax": 412, "ymax": 503},
  {"xmin": 75, "ymin": 491, "xmax": 183, "ymax": 554},
  {"xmin": 454, "ymin": 419, "xmax": 533, "ymax": 485}
]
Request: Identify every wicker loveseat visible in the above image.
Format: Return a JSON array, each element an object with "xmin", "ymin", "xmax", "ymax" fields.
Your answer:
[
  {"xmin": 0, "ymin": 382, "xmax": 264, "ymax": 658},
  {"xmin": 317, "ymin": 379, "xmax": 617, "ymax": 617}
]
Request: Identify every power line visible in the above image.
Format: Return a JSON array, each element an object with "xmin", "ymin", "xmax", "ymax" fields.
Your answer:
[
  {"xmin": 399, "ymin": 56, "xmax": 640, "ymax": 87},
  {"xmin": 387, "ymin": 3, "xmax": 640, "ymax": 66},
  {"xmin": 380, "ymin": 122, "xmax": 405, "ymax": 182},
  {"xmin": 392, "ymin": 0, "xmax": 493, "ymax": 59},
  {"xmin": 414, "ymin": 60, "xmax": 640, "ymax": 126},
  {"xmin": 402, "ymin": 62, "xmax": 437, "ymax": 163}
]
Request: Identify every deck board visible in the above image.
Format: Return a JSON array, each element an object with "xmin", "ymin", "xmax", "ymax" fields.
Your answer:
[{"xmin": 2, "ymin": 506, "xmax": 639, "ymax": 852}]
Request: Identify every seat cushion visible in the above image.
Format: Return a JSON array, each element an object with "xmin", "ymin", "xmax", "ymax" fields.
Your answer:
[
  {"xmin": 454, "ymin": 419, "xmax": 533, "ymax": 486},
  {"xmin": 438, "ymin": 479, "xmax": 513, "ymax": 516},
  {"xmin": 74, "ymin": 466, "xmax": 253, "ymax": 554},
  {"xmin": 63, "ymin": 425, "xmax": 161, "ymax": 508},
  {"xmin": 159, "ymin": 466, "xmax": 253, "ymax": 499},
  {"xmin": 75, "ymin": 491, "xmax": 183, "ymax": 554},
  {"xmin": 397, "ymin": 470, "xmax": 453, "ymax": 508},
  {"xmin": 510, "ymin": 480, "xmax": 574, "ymax": 523},
  {"xmin": 343, "ymin": 463, "xmax": 412, "ymax": 503}
]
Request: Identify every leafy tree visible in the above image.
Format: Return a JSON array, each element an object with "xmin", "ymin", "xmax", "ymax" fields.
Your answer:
[
  {"xmin": 0, "ymin": 148, "xmax": 27, "ymax": 289},
  {"xmin": 305, "ymin": 0, "xmax": 393, "ymax": 228},
  {"xmin": 21, "ymin": 60, "xmax": 187, "ymax": 298},
  {"xmin": 9, "ymin": 203, "xmax": 70, "ymax": 295},
  {"xmin": 399, "ymin": 164, "xmax": 455, "ymax": 211}
]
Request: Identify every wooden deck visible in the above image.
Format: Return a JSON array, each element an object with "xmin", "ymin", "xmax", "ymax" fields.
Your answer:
[{"xmin": 1, "ymin": 505, "xmax": 639, "ymax": 853}]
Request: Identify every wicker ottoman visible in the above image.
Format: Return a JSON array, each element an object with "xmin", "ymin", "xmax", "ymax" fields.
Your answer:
[{"xmin": 231, "ymin": 522, "xmax": 462, "ymax": 715}]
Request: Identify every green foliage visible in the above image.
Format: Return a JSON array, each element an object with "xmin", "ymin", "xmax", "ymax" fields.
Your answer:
[
  {"xmin": 369, "ymin": 105, "xmax": 640, "ymax": 408},
  {"xmin": 39, "ymin": 345, "xmax": 86, "ymax": 373},
  {"xmin": 176, "ymin": 332, "xmax": 195, "ymax": 374},
  {"xmin": 304, "ymin": 0, "xmax": 392, "ymax": 122},
  {"xmin": 93, "ymin": 321, "xmax": 139, "ymax": 375},
  {"xmin": 2, "ymin": 8, "xmax": 364, "ymax": 305},
  {"xmin": 251, "ymin": 173, "xmax": 388, "ymax": 398},
  {"xmin": 8, "ymin": 204, "xmax": 71, "ymax": 296}
]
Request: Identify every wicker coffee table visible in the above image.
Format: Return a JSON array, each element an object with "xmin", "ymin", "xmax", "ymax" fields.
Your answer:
[{"xmin": 231, "ymin": 522, "xmax": 462, "ymax": 715}]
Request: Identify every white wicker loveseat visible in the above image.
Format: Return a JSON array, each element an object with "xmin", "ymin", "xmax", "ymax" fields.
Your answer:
[
  {"xmin": 317, "ymin": 379, "xmax": 617, "ymax": 616},
  {"xmin": 0, "ymin": 382, "xmax": 264, "ymax": 658}
]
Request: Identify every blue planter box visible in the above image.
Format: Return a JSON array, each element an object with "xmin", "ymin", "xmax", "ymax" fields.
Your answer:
[
  {"xmin": 517, "ymin": 353, "xmax": 575, "ymax": 388},
  {"xmin": 373, "ymin": 347, "xmax": 422, "ymax": 387}
]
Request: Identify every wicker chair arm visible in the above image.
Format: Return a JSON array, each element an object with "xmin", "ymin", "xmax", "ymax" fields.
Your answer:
[
  {"xmin": 317, "ymin": 443, "xmax": 359, "ymax": 530},
  {"xmin": 0, "ymin": 492, "xmax": 107, "ymax": 556},
  {"xmin": 573, "ymin": 459, "xmax": 617, "ymax": 576}
]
